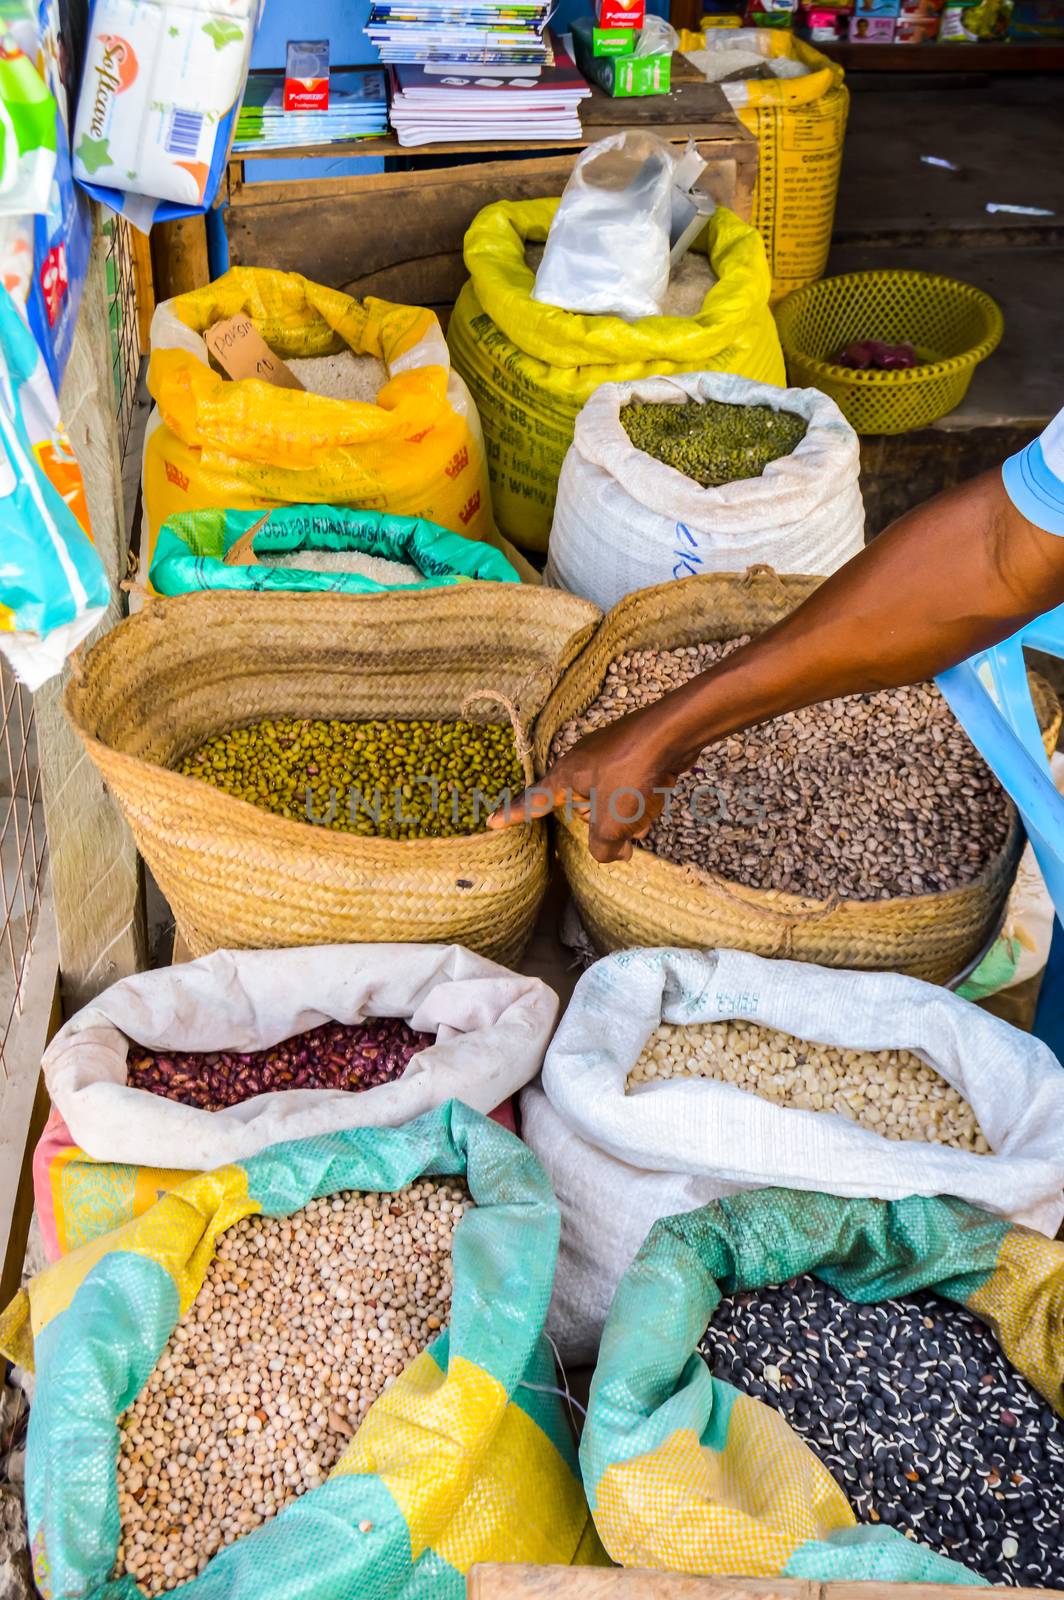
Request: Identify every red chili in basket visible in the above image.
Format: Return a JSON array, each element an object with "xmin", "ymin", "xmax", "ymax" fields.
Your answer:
[{"xmin": 126, "ymin": 1017, "xmax": 435, "ymax": 1110}]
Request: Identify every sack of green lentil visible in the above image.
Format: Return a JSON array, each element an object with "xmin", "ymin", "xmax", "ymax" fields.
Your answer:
[
  {"xmin": 2, "ymin": 1101, "xmax": 604, "ymax": 1600},
  {"xmin": 582, "ymin": 1184, "xmax": 1064, "ymax": 1583},
  {"xmin": 33, "ymin": 943, "xmax": 558, "ymax": 1259},
  {"xmin": 447, "ymin": 202, "xmax": 784, "ymax": 554},
  {"xmin": 525, "ymin": 946, "xmax": 1064, "ymax": 1359},
  {"xmin": 545, "ymin": 374, "xmax": 864, "ymax": 611},
  {"xmin": 149, "ymin": 506, "xmax": 522, "ymax": 599}
]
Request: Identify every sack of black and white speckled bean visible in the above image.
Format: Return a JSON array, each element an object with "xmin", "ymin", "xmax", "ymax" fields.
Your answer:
[
  {"xmin": 35, "ymin": 944, "xmax": 556, "ymax": 1258},
  {"xmin": 528, "ymin": 945, "xmax": 1064, "ymax": 1358},
  {"xmin": 581, "ymin": 1184, "xmax": 1064, "ymax": 1584}
]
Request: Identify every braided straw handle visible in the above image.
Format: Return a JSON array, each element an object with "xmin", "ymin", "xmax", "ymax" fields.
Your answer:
[{"xmin": 461, "ymin": 689, "xmax": 535, "ymax": 788}]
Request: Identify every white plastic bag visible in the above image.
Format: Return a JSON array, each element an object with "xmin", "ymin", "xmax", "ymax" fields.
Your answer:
[
  {"xmin": 545, "ymin": 371, "xmax": 864, "ymax": 609},
  {"xmin": 521, "ymin": 1083, "xmax": 740, "ymax": 1361},
  {"xmin": 44, "ymin": 943, "xmax": 559, "ymax": 1169},
  {"xmin": 532, "ymin": 131, "xmax": 681, "ymax": 319}
]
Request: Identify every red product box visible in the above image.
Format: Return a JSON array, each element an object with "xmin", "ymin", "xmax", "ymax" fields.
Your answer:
[
  {"xmin": 594, "ymin": 0, "xmax": 646, "ymax": 28},
  {"xmin": 849, "ymin": 12, "xmax": 896, "ymax": 32},
  {"xmin": 284, "ymin": 39, "xmax": 330, "ymax": 111}
]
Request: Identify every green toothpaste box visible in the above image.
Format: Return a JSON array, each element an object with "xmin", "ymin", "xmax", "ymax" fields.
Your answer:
[
  {"xmin": 571, "ymin": 19, "xmax": 672, "ymax": 93},
  {"xmin": 570, "ymin": 14, "xmax": 638, "ymax": 51}
]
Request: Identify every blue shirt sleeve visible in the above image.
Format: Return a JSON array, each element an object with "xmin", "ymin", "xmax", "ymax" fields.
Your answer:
[{"xmin": 1001, "ymin": 408, "xmax": 1064, "ymax": 536}]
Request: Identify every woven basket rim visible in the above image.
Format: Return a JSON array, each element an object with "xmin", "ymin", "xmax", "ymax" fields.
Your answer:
[
  {"xmin": 775, "ymin": 269, "xmax": 1004, "ymax": 387},
  {"xmin": 536, "ymin": 567, "xmax": 1056, "ymax": 932},
  {"xmin": 553, "ymin": 807, "xmax": 1026, "ymax": 920}
]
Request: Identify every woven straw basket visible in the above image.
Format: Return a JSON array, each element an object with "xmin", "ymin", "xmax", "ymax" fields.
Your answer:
[
  {"xmin": 66, "ymin": 585, "xmax": 599, "ymax": 966},
  {"xmin": 533, "ymin": 569, "xmax": 1061, "ymax": 985}
]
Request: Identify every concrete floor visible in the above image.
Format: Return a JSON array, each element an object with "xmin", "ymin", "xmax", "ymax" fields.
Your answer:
[{"xmin": 827, "ymin": 74, "xmax": 1064, "ymax": 430}]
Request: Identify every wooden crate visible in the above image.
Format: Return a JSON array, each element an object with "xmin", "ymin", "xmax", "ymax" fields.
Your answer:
[
  {"xmin": 224, "ymin": 66, "xmax": 757, "ymax": 315},
  {"xmin": 467, "ymin": 1571, "xmax": 1063, "ymax": 1600}
]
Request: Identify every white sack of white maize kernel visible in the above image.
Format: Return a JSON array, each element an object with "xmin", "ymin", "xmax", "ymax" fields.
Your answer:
[
  {"xmin": 544, "ymin": 373, "xmax": 864, "ymax": 610},
  {"xmin": 44, "ymin": 943, "xmax": 558, "ymax": 1170},
  {"xmin": 543, "ymin": 946, "xmax": 1064, "ymax": 1232},
  {"xmin": 521, "ymin": 1082, "xmax": 743, "ymax": 1361}
]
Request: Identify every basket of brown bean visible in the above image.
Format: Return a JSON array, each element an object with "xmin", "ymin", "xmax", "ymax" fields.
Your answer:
[
  {"xmin": 1, "ymin": 1104, "xmax": 599, "ymax": 1600},
  {"xmin": 533, "ymin": 568, "xmax": 1061, "ymax": 983},
  {"xmin": 35, "ymin": 944, "xmax": 558, "ymax": 1259},
  {"xmin": 65, "ymin": 585, "xmax": 599, "ymax": 965}
]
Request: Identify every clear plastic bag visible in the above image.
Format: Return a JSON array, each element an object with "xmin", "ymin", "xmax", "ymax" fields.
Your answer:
[{"xmin": 531, "ymin": 130, "xmax": 680, "ymax": 319}]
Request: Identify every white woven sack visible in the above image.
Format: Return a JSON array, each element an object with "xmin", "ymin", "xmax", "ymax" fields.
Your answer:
[
  {"xmin": 545, "ymin": 372, "xmax": 864, "ymax": 610},
  {"xmin": 45, "ymin": 944, "xmax": 558, "ymax": 1170},
  {"xmin": 542, "ymin": 947, "xmax": 1064, "ymax": 1236},
  {"xmin": 521, "ymin": 1083, "xmax": 742, "ymax": 1362}
]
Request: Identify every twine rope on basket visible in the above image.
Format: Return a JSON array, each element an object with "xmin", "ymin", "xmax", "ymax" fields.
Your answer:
[{"xmin": 460, "ymin": 689, "xmax": 535, "ymax": 788}]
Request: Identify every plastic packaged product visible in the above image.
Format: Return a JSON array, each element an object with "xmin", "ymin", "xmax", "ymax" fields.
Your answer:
[
  {"xmin": 0, "ymin": 0, "xmax": 91, "ymax": 387},
  {"xmin": 850, "ymin": 14, "xmax": 896, "ymax": 33},
  {"xmin": 894, "ymin": 13, "xmax": 941, "ymax": 33},
  {"xmin": 72, "ymin": 0, "xmax": 261, "ymax": 230},
  {"xmin": 532, "ymin": 132, "xmax": 682, "ymax": 318},
  {"xmin": 0, "ymin": 286, "xmax": 107, "ymax": 688},
  {"xmin": 0, "ymin": 37, "xmax": 57, "ymax": 217}
]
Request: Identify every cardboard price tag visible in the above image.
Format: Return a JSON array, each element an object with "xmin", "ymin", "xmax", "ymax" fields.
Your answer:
[{"xmin": 204, "ymin": 316, "xmax": 305, "ymax": 390}]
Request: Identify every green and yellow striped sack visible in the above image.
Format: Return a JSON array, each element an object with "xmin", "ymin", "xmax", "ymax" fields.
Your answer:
[
  {"xmin": 0, "ymin": 1101, "xmax": 603, "ymax": 1600},
  {"xmin": 582, "ymin": 1186, "xmax": 1064, "ymax": 1584}
]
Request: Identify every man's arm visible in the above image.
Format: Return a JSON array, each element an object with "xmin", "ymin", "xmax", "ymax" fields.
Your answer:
[{"xmin": 490, "ymin": 466, "xmax": 1064, "ymax": 862}]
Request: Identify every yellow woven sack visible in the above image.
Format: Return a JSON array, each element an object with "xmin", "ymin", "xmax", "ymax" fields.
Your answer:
[
  {"xmin": 680, "ymin": 29, "xmax": 849, "ymax": 304},
  {"xmin": 143, "ymin": 267, "xmax": 495, "ymax": 561},
  {"xmin": 447, "ymin": 201, "xmax": 784, "ymax": 554}
]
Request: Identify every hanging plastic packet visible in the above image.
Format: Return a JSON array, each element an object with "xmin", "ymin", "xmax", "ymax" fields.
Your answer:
[
  {"xmin": 0, "ymin": 287, "xmax": 108, "ymax": 688},
  {"xmin": 0, "ymin": 26, "xmax": 58, "ymax": 217},
  {"xmin": 72, "ymin": 0, "xmax": 262, "ymax": 231},
  {"xmin": 0, "ymin": 0, "xmax": 92, "ymax": 387},
  {"xmin": 532, "ymin": 130, "xmax": 707, "ymax": 319}
]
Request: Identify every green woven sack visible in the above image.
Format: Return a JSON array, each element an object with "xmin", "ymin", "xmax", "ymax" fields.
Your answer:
[
  {"xmin": 583, "ymin": 1185, "xmax": 1064, "ymax": 1584},
  {"xmin": 148, "ymin": 505, "xmax": 520, "ymax": 597}
]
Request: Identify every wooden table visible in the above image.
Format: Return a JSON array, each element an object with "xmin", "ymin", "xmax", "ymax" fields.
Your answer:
[
  {"xmin": 222, "ymin": 63, "xmax": 757, "ymax": 314},
  {"xmin": 467, "ymin": 1570, "xmax": 1064, "ymax": 1600}
]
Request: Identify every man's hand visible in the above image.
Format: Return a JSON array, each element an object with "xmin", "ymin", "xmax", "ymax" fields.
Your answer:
[{"xmin": 487, "ymin": 707, "xmax": 678, "ymax": 863}]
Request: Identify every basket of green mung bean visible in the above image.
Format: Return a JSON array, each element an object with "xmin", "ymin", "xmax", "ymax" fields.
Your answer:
[{"xmin": 65, "ymin": 586, "xmax": 599, "ymax": 963}]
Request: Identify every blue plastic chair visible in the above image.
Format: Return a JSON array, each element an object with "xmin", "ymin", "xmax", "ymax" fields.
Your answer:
[{"xmin": 936, "ymin": 601, "xmax": 1064, "ymax": 1053}]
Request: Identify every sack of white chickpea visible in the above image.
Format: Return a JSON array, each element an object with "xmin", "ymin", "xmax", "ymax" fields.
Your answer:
[
  {"xmin": 1, "ymin": 1103, "xmax": 602, "ymax": 1600},
  {"xmin": 523, "ymin": 945, "xmax": 1064, "ymax": 1360}
]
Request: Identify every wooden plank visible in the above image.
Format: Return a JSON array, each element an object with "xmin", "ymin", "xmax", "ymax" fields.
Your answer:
[
  {"xmin": 226, "ymin": 135, "xmax": 755, "ymax": 301},
  {"xmin": 0, "ymin": 901, "xmax": 58, "ymax": 1311},
  {"xmin": 468, "ymin": 1573, "xmax": 816, "ymax": 1600},
  {"xmin": 821, "ymin": 41, "xmax": 1064, "ymax": 70},
  {"xmin": 467, "ymin": 1572, "xmax": 1064, "ymax": 1600},
  {"xmin": 151, "ymin": 213, "xmax": 211, "ymax": 299},
  {"xmin": 130, "ymin": 224, "xmax": 155, "ymax": 353},
  {"xmin": 36, "ymin": 218, "xmax": 146, "ymax": 1014}
]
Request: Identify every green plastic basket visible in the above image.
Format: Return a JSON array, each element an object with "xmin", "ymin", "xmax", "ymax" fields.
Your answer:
[{"xmin": 774, "ymin": 269, "xmax": 1003, "ymax": 435}]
